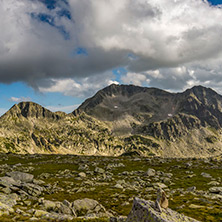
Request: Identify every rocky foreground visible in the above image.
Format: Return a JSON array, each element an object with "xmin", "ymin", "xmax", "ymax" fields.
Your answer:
[{"xmin": 0, "ymin": 153, "xmax": 221, "ymax": 221}]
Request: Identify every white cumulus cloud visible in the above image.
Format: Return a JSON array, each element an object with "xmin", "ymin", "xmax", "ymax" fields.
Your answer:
[
  {"xmin": 9, "ymin": 96, "xmax": 31, "ymax": 103},
  {"xmin": 1, "ymin": 0, "xmax": 222, "ymax": 93}
]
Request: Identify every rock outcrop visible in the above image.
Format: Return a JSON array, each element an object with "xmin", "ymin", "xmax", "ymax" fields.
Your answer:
[{"xmin": 126, "ymin": 198, "xmax": 199, "ymax": 222}]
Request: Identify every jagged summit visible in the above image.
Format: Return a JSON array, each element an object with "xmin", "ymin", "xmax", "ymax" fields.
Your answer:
[
  {"xmin": 75, "ymin": 84, "xmax": 172, "ymax": 121},
  {"xmin": 75, "ymin": 84, "xmax": 222, "ymax": 124},
  {"xmin": 3, "ymin": 101, "xmax": 61, "ymax": 120}
]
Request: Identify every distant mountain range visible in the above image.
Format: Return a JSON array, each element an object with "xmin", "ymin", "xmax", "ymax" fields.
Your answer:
[{"xmin": 1, "ymin": 84, "xmax": 222, "ymax": 158}]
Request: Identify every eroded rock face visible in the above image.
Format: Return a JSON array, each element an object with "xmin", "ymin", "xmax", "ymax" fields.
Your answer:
[{"xmin": 126, "ymin": 198, "xmax": 199, "ymax": 222}]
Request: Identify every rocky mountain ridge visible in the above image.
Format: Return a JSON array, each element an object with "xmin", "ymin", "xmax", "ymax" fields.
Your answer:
[{"xmin": 1, "ymin": 84, "xmax": 222, "ymax": 157}]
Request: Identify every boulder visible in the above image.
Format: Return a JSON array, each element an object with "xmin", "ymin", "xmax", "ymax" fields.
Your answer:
[
  {"xmin": 94, "ymin": 167, "xmax": 105, "ymax": 174},
  {"xmin": 78, "ymin": 172, "xmax": 87, "ymax": 178},
  {"xmin": 126, "ymin": 198, "xmax": 199, "ymax": 222},
  {"xmin": 209, "ymin": 187, "xmax": 222, "ymax": 194},
  {"xmin": 34, "ymin": 209, "xmax": 49, "ymax": 217},
  {"xmin": 0, "ymin": 202, "xmax": 14, "ymax": 216},
  {"xmin": 207, "ymin": 181, "xmax": 220, "ymax": 186},
  {"xmin": 0, "ymin": 176, "xmax": 21, "ymax": 187},
  {"xmin": 6, "ymin": 171, "xmax": 34, "ymax": 183},
  {"xmin": 200, "ymin": 172, "xmax": 211, "ymax": 178},
  {"xmin": 72, "ymin": 198, "xmax": 109, "ymax": 218},
  {"xmin": 145, "ymin": 168, "xmax": 156, "ymax": 177},
  {"xmin": 40, "ymin": 199, "xmax": 76, "ymax": 217},
  {"xmin": 22, "ymin": 183, "xmax": 44, "ymax": 196},
  {"xmin": 0, "ymin": 193, "xmax": 18, "ymax": 207}
]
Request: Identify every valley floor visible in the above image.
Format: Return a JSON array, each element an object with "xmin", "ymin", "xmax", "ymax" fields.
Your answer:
[{"xmin": 0, "ymin": 153, "xmax": 221, "ymax": 221}]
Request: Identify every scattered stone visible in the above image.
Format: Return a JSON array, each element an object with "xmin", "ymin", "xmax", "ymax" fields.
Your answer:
[
  {"xmin": 207, "ymin": 181, "xmax": 220, "ymax": 186},
  {"xmin": 145, "ymin": 168, "xmax": 156, "ymax": 177},
  {"xmin": 153, "ymin": 182, "xmax": 168, "ymax": 189},
  {"xmin": 114, "ymin": 184, "xmax": 123, "ymax": 189},
  {"xmin": 209, "ymin": 187, "xmax": 222, "ymax": 194},
  {"xmin": 34, "ymin": 209, "xmax": 48, "ymax": 217},
  {"xmin": 0, "ymin": 176, "xmax": 21, "ymax": 187},
  {"xmin": 187, "ymin": 186, "xmax": 196, "ymax": 192},
  {"xmin": 72, "ymin": 198, "xmax": 110, "ymax": 218},
  {"xmin": 0, "ymin": 202, "xmax": 14, "ymax": 215},
  {"xmin": 78, "ymin": 172, "xmax": 87, "ymax": 178},
  {"xmin": 94, "ymin": 167, "xmax": 105, "ymax": 174},
  {"xmin": 0, "ymin": 193, "xmax": 18, "ymax": 207},
  {"xmin": 201, "ymin": 172, "xmax": 212, "ymax": 178},
  {"xmin": 189, "ymin": 204, "xmax": 205, "ymax": 209},
  {"xmin": 22, "ymin": 183, "xmax": 43, "ymax": 197}
]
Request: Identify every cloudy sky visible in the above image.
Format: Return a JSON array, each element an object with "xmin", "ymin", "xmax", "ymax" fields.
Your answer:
[{"xmin": 0, "ymin": 0, "xmax": 222, "ymax": 115}]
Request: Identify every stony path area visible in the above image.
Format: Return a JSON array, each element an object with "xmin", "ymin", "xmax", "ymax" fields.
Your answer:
[{"xmin": 0, "ymin": 153, "xmax": 221, "ymax": 221}]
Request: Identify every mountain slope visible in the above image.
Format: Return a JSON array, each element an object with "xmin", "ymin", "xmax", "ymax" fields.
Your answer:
[
  {"xmin": 0, "ymin": 102, "xmax": 125, "ymax": 155},
  {"xmin": 74, "ymin": 84, "xmax": 222, "ymax": 157},
  {"xmin": 0, "ymin": 85, "xmax": 222, "ymax": 158},
  {"xmin": 75, "ymin": 84, "xmax": 222, "ymax": 135}
]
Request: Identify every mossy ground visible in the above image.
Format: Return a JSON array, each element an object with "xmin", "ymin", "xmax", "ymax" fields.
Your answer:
[{"xmin": 0, "ymin": 153, "xmax": 221, "ymax": 221}]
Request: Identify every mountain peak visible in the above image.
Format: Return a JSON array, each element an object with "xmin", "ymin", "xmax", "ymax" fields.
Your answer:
[
  {"xmin": 4, "ymin": 101, "xmax": 61, "ymax": 120},
  {"xmin": 75, "ymin": 84, "xmax": 172, "ymax": 121},
  {"xmin": 186, "ymin": 85, "xmax": 218, "ymax": 94}
]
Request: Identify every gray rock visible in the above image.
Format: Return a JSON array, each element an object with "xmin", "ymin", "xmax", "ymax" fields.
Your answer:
[
  {"xmin": 0, "ymin": 201, "xmax": 14, "ymax": 216},
  {"xmin": 0, "ymin": 193, "xmax": 18, "ymax": 207},
  {"xmin": 0, "ymin": 176, "xmax": 21, "ymax": 187},
  {"xmin": 40, "ymin": 199, "xmax": 76, "ymax": 216},
  {"xmin": 72, "ymin": 198, "xmax": 107, "ymax": 217},
  {"xmin": 114, "ymin": 184, "xmax": 123, "ymax": 189},
  {"xmin": 187, "ymin": 186, "xmax": 196, "ymax": 192},
  {"xmin": 126, "ymin": 197, "xmax": 199, "ymax": 222},
  {"xmin": 22, "ymin": 183, "xmax": 44, "ymax": 196},
  {"xmin": 207, "ymin": 181, "xmax": 220, "ymax": 186},
  {"xmin": 209, "ymin": 187, "xmax": 222, "ymax": 194},
  {"xmin": 201, "ymin": 172, "xmax": 212, "ymax": 178},
  {"xmin": 79, "ymin": 172, "xmax": 87, "ymax": 178},
  {"xmin": 94, "ymin": 167, "xmax": 105, "ymax": 174},
  {"xmin": 78, "ymin": 164, "xmax": 89, "ymax": 171},
  {"xmin": 6, "ymin": 171, "xmax": 34, "ymax": 183},
  {"xmin": 152, "ymin": 183, "xmax": 168, "ymax": 189},
  {"xmin": 145, "ymin": 168, "xmax": 156, "ymax": 177}
]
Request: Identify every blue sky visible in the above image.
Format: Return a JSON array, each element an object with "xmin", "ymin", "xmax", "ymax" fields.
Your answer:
[
  {"xmin": 208, "ymin": 0, "xmax": 222, "ymax": 5},
  {"xmin": 1, "ymin": 0, "xmax": 222, "ymax": 116}
]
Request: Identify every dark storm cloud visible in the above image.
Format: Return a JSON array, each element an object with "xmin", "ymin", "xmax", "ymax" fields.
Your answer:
[{"xmin": 1, "ymin": 0, "xmax": 222, "ymax": 95}]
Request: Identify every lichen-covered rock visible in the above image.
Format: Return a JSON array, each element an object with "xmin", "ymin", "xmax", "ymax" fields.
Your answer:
[
  {"xmin": 0, "ymin": 176, "xmax": 21, "ymax": 187},
  {"xmin": 0, "ymin": 202, "xmax": 14, "ymax": 216},
  {"xmin": 72, "ymin": 198, "xmax": 111, "ymax": 218},
  {"xmin": 0, "ymin": 193, "xmax": 18, "ymax": 207},
  {"xmin": 21, "ymin": 183, "xmax": 44, "ymax": 196},
  {"xmin": 126, "ymin": 198, "xmax": 199, "ymax": 222},
  {"xmin": 6, "ymin": 171, "xmax": 34, "ymax": 183},
  {"xmin": 209, "ymin": 187, "xmax": 222, "ymax": 194},
  {"xmin": 40, "ymin": 199, "xmax": 76, "ymax": 216}
]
